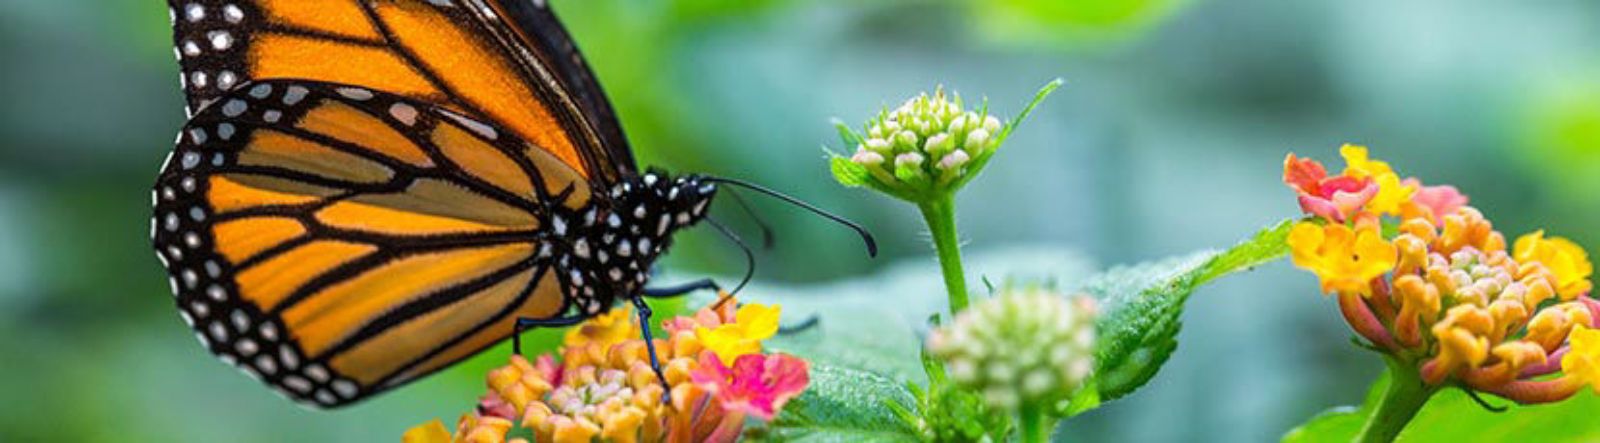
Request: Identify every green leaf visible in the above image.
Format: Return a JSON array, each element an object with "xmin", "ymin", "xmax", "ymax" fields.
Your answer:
[
  {"xmin": 1077, "ymin": 219, "xmax": 1292, "ymax": 404},
  {"xmin": 1284, "ymin": 371, "xmax": 1600, "ymax": 442},
  {"xmin": 830, "ymin": 156, "xmax": 870, "ymax": 187},
  {"xmin": 833, "ymin": 118, "xmax": 865, "ymax": 147},
  {"xmin": 997, "ymin": 78, "xmax": 1064, "ymax": 143},
  {"xmin": 749, "ymin": 364, "xmax": 923, "ymax": 443}
]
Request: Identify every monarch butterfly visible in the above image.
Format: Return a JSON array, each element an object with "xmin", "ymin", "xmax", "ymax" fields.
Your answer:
[{"xmin": 151, "ymin": 0, "xmax": 872, "ymax": 408}]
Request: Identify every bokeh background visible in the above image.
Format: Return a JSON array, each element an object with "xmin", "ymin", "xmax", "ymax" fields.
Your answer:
[{"xmin": 3, "ymin": 0, "xmax": 1598, "ymax": 441}]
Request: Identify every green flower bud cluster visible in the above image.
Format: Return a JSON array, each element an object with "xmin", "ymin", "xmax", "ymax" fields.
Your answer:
[
  {"xmin": 840, "ymin": 88, "xmax": 1002, "ymax": 198},
  {"xmin": 926, "ymin": 288, "xmax": 1097, "ymax": 413},
  {"xmin": 831, "ymin": 80, "xmax": 1062, "ymax": 203}
]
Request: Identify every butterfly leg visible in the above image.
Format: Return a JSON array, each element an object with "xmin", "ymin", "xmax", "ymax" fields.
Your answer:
[
  {"xmin": 641, "ymin": 279, "xmax": 721, "ymax": 298},
  {"xmin": 629, "ymin": 295, "xmax": 674, "ymax": 404},
  {"xmin": 646, "ymin": 278, "xmax": 748, "ymax": 313},
  {"xmin": 512, "ymin": 315, "xmax": 587, "ymax": 355},
  {"xmin": 778, "ymin": 314, "xmax": 821, "ymax": 335},
  {"xmin": 647, "ymin": 279, "xmax": 819, "ymax": 333}
]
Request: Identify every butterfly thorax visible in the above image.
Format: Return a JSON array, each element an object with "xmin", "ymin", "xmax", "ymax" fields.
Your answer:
[{"xmin": 546, "ymin": 172, "xmax": 716, "ymax": 314}]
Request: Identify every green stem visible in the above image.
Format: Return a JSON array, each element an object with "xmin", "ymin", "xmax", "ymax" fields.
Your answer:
[
  {"xmin": 1355, "ymin": 356, "xmax": 1437, "ymax": 443},
  {"xmin": 1018, "ymin": 405, "xmax": 1054, "ymax": 443},
  {"xmin": 918, "ymin": 195, "xmax": 969, "ymax": 313}
]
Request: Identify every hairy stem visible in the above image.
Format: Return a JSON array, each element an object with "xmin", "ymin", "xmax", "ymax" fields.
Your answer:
[
  {"xmin": 919, "ymin": 195, "xmax": 969, "ymax": 313},
  {"xmin": 1356, "ymin": 356, "xmax": 1437, "ymax": 443},
  {"xmin": 1018, "ymin": 404, "xmax": 1054, "ymax": 443}
]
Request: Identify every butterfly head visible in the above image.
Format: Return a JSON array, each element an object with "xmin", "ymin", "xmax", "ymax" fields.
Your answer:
[
  {"xmin": 558, "ymin": 171, "xmax": 714, "ymax": 309},
  {"xmin": 606, "ymin": 170, "xmax": 717, "ymax": 239}
]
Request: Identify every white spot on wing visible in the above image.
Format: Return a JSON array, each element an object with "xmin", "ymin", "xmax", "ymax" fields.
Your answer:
[
  {"xmin": 437, "ymin": 109, "xmax": 498, "ymax": 139},
  {"xmin": 221, "ymin": 99, "xmax": 246, "ymax": 117},
  {"xmin": 337, "ymin": 87, "xmax": 374, "ymax": 101},
  {"xmin": 283, "ymin": 86, "xmax": 309, "ymax": 105},
  {"xmin": 217, "ymin": 71, "xmax": 238, "ymax": 90},
  {"xmin": 208, "ymin": 31, "xmax": 234, "ymax": 51},
  {"xmin": 389, "ymin": 103, "xmax": 418, "ymax": 126},
  {"xmin": 223, "ymin": 4, "xmax": 245, "ymax": 23},
  {"xmin": 185, "ymin": 3, "xmax": 205, "ymax": 22},
  {"xmin": 249, "ymin": 83, "xmax": 273, "ymax": 99}
]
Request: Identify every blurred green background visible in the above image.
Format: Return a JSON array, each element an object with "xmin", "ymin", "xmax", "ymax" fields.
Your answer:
[{"xmin": 2, "ymin": 0, "xmax": 1598, "ymax": 441}]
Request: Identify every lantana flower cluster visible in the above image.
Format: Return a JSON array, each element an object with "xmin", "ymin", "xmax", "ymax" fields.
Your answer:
[
  {"xmin": 926, "ymin": 288, "xmax": 1098, "ymax": 413},
  {"xmin": 403, "ymin": 296, "xmax": 809, "ymax": 443},
  {"xmin": 844, "ymin": 87, "xmax": 1003, "ymax": 196},
  {"xmin": 1283, "ymin": 145, "xmax": 1599, "ymax": 403}
]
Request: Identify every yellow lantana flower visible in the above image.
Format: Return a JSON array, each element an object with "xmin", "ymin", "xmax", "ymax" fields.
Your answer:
[
  {"xmin": 1562, "ymin": 325, "xmax": 1600, "ymax": 394},
  {"xmin": 563, "ymin": 306, "xmax": 640, "ymax": 349},
  {"xmin": 1288, "ymin": 221, "xmax": 1398, "ymax": 296},
  {"xmin": 1339, "ymin": 144, "xmax": 1415, "ymax": 216},
  {"xmin": 1515, "ymin": 231, "xmax": 1595, "ymax": 300},
  {"xmin": 696, "ymin": 304, "xmax": 782, "ymax": 362},
  {"xmin": 401, "ymin": 420, "xmax": 452, "ymax": 443}
]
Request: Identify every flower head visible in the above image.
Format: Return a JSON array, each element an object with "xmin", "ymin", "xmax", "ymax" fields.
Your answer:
[
  {"xmin": 695, "ymin": 303, "xmax": 781, "ymax": 363},
  {"xmin": 831, "ymin": 81, "xmax": 1059, "ymax": 203},
  {"xmin": 1278, "ymin": 146, "xmax": 1600, "ymax": 405},
  {"xmin": 926, "ymin": 287, "xmax": 1097, "ymax": 413},
  {"xmin": 1339, "ymin": 145, "xmax": 1417, "ymax": 216},
  {"xmin": 1403, "ymin": 180, "xmax": 1468, "ymax": 224},
  {"xmin": 1514, "ymin": 231, "xmax": 1594, "ymax": 300},
  {"xmin": 407, "ymin": 296, "xmax": 806, "ymax": 443},
  {"xmin": 1286, "ymin": 221, "xmax": 1397, "ymax": 296},
  {"xmin": 1282, "ymin": 153, "xmax": 1379, "ymax": 223},
  {"xmin": 564, "ymin": 306, "xmax": 641, "ymax": 349},
  {"xmin": 690, "ymin": 352, "xmax": 811, "ymax": 421},
  {"xmin": 1563, "ymin": 326, "xmax": 1600, "ymax": 394}
]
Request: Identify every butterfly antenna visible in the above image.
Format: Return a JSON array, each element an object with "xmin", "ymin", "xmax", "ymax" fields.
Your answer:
[
  {"xmin": 703, "ymin": 177, "xmax": 877, "ymax": 257},
  {"xmin": 723, "ymin": 188, "xmax": 776, "ymax": 250},
  {"xmin": 705, "ymin": 216, "xmax": 754, "ymax": 296}
]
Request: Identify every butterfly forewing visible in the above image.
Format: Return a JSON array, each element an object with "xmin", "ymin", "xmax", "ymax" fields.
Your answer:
[
  {"xmin": 483, "ymin": 0, "xmax": 635, "ymax": 170},
  {"xmin": 152, "ymin": 80, "xmax": 591, "ymax": 407},
  {"xmin": 167, "ymin": 0, "xmax": 632, "ymax": 184}
]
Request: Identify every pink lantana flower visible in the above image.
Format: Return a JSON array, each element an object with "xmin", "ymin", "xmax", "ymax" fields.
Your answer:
[
  {"xmin": 691, "ymin": 352, "xmax": 811, "ymax": 421},
  {"xmin": 1284, "ymin": 153, "xmax": 1377, "ymax": 223},
  {"xmin": 1404, "ymin": 178, "xmax": 1468, "ymax": 224},
  {"xmin": 663, "ymin": 296, "xmax": 738, "ymax": 335}
]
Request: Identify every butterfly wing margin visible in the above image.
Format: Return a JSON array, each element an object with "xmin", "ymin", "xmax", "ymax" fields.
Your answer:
[{"xmin": 151, "ymin": 80, "xmax": 589, "ymax": 407}]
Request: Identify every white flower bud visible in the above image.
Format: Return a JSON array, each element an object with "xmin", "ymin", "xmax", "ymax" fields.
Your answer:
[
  {"xmin": 851, "ymin": 149, "xmax": 885, "ymax": 166},
  {"xmin": 949, "ymin": 359, "xmax": 979, "ymax": 384},
  {"xmin": 947, "ymin": 114, "xmax": 971, "ymax": 135},
  {"xmin": 982, "ymin": 115, "xmax": 1002, "ymax": 134},
  {"xmin": 937, "ymin": 150, "xmax": 970, "ymax": 171},
  {"xmin": 895, "ymin": 152, "xmax": 925, "ymax": 169},
  {"xmin": 985, "ymin": 387, "xmax": 1019, "ymax": 411},
  {"xmin": 865, "ymin": 138, "xmax": 892, "ymax": 153},
  {"xmin": 924, "ymin": 133, "xmax": 954, "ymax": 155},
  {"xmin": 1021, "ymin": 369, "xmax": 1054, "ymax": 397},
  {"xmin": 895, "ymin": 130, "xmax": 920, "ymax": 151},
  {"xmin": 965, "ymin": 129, "xmax": 991, "ymax": 152}
]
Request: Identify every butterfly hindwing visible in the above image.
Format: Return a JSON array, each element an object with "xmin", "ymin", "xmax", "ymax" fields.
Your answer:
[
  {"xmin": 167, "ymin": 0, "xmax": 632, "ymax": 183},
  {"xmin": 152, "ymin": 80, "xmax": 597, "ymax": 407}
]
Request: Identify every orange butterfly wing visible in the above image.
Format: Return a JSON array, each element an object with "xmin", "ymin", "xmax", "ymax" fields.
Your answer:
[
  {"xmin": 167, "ymin": 0, "xmax": 632, "ymax": 183},
  {"xmin": 153, "ymin": 80, "xmax": 593, "ymax": 406}
]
